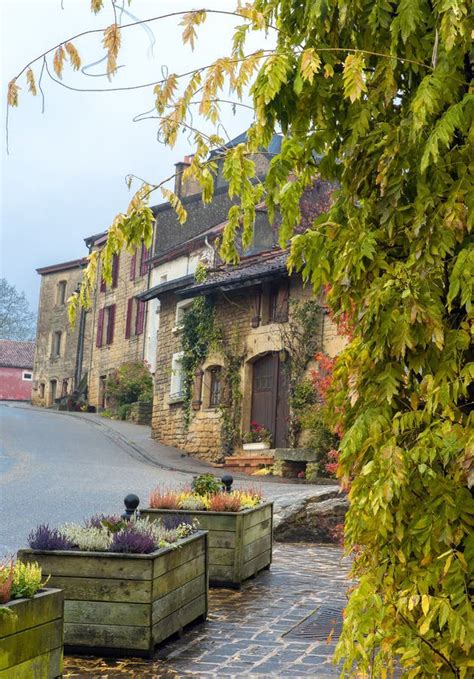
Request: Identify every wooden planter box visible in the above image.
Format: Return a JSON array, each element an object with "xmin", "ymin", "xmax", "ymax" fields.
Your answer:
[
  {"xmin": 141, "ymin": 502, "xmax": 273, "ymax": 589},
  {"xmin": 0, "ymin": 588, "xmax": 64, "ymax": 678},
  {"xmin": 18, "ymin": 531, "xmax": 208, "ymax": 657}
]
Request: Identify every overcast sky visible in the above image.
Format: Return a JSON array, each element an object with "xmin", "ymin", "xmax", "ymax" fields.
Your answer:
[{"xmin": 1, "ymin": 0, "xmax": 269, "ymax": 310}]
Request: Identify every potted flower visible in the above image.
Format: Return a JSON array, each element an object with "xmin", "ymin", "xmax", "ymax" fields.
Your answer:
[
  {"xmin": 242, "ymin": 421, "xmax": 272, "ymax": 451},
  {"xmin": 141, "ymin": 475, "xmax": 273, "ymax": 589},
  {"xmin": 0, "ymin": 558, "xmax": 63, "ymax": 678},
  {"xmin": 17, "ymin": 514, "xmax": 208, "ymax": 657}
]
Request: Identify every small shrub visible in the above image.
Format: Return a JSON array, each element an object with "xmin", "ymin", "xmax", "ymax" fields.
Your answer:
[
  {"xmin": 60, "ymin": 524, "xmax": 112, "ymax": 552},
  {"xmin": 305, "ymin": 462, "xmax": 320, "ymax": 482},
  {"xmin": 191, "ymin": 473, "xmax": 221, "ymax": 496},
  {"xmin": 208, "ymin": 493, "xmax": 243, "ymax": 512},
  {"xmin": 11, "ymin": 561, "xmax": 44, "ymax": 599},
  {"xmin": 149, "ymin": 488, "xmax": 180, "ymax": 509},
  {"xmin": 111, "ymin": 525, "xmax": 156, "ymax": 554},
  {"xmin": 242, "ymin": 421, "xmax": 272, "ymax": 445},
  {"xmin": 106, "ymin": 361, "xmax": 153, "ymax": 407},
  {"xmin": 28, "ymin": 524, "xmax": 75, "ymax": 551},
  {"xmin": 179, "ymin": 495, "xmax": 208, "ymax": 511},
  {"xmin": 118, "ymin": 403, "xmax": 132, "ymax": 420}
]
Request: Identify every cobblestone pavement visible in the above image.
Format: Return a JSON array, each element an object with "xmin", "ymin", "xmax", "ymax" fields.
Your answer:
[{"xmin": 65, "ymin": 544, "xmax": 351, "ymax": 678}]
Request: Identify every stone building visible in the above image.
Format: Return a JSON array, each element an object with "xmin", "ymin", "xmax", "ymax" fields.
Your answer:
[
  {"xmin": 32, "ymin": 258, "xmax": 91, "ymax": 406},
  {"xmin": 142, "ymin": 246, "xmax": 345, "ymax": 464},
  {"xmin": 84, "ymin": 232, "xmax": 151, "ymax": 409}
]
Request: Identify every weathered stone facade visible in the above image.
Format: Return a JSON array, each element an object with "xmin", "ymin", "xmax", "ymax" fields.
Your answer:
[
  {"xmin": 32, "ymin": 259, "xmax": 91, "ymax": 406},
  {"xmin": 86, "ymin": 237, "xmax": 150, "ymax": 410},
  {"xmin": 151, "ymin": 269, "xmax": 345, "ymax": 463}
]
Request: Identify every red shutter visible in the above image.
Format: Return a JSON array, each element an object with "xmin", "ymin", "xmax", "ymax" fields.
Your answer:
[
  {"xmin": 96, "ymin": 308, "xmax": 105, "ymax": 347},
  {"xmin": 135, "ymin": 300, "xmax": 145, "ymax": 335},
  {"xmin": 125, "ymin": 298, "xmax": 133, "ymax": 339},
  {"xmin": 140, "ymin": 243, "xmax": 150, "ymax": 276},
  {"xmin": 106, "ymin": 304, "xmax": 116, "ymax": 344},
  {"xmin": 129, "ymin": 251, "xmax": 137, "ymax": 281},
  {"xmin": 276, "ymin": 281, "xmax": 290, "ymax": 322},
  {"xmin": 100, "ymin": 277, "xmax": 106, "ymax": 293},
  {"xmin": 112, "ymin": 254, "xmax": 120, "ymax": 288}
]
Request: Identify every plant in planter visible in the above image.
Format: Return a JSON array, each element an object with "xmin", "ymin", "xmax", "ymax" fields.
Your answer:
[
  {"xmin": 18, "ymin": 514, "xmax": 208, "ymax": 657},
  {"xmin": 242, "ymin": 421, "xmax": 272, "ymax": 451},
  {"xmin": 143, "ymin": 476, "xmax": 273, "ymax": 588},
  {"xmin": 0, "ymin": 558, "xmax": 64, "ymax": 678}
]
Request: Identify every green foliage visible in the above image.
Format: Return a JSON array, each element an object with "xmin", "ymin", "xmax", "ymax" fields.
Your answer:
[
  {"xmin": 218, "ymin": 340, "xmax": 245, "ymax": 456},
  {"xmin": 105, "ymin": 361, "xmax": 153, "ymax": 409},
  {"xmin": 300, "ymin": 407, "xmax": 339, "ymax": 473},
  {"xmin": 181, "ymin": 294, "xmax": 220, "ymax": 428},
  {"xmin": 11, "ymin": 561, "xmax": 44, "ymax": 599},
  {"xmin": 304, "ymin": 461, "xmax": 319, "ymax": 483},
  {"xmin": 118, "ymin": 403, "xmax": 132, "ymax": 421},
  {"xmin": 191, "ymin": 473, "xmax": 222, "ymax": 496}
]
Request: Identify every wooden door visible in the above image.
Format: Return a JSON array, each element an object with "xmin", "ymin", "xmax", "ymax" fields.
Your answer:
[{"xmin": 251, "ymin": 352, "xmax": 288, "ymax": 448}]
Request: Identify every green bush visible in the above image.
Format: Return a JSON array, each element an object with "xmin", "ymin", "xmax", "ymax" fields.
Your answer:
[
  {"xmin": 191, "ymin": 474, "xmax": 222, "ymax": 496},
  {"xmin": 105, "ymin": 361, "xmax": 153, "ymax": 408},
  {"xmin": 118, "ymin": 403, "xmax": 132, "ymax": 421},
  {"xmin": 301, "ymin": 406, "xmax": 339, "ymax": 476}
]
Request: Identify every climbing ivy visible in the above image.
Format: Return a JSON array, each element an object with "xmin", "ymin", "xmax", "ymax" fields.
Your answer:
[{"xmin": 218, "ymin": 340, "xmax": 245, "ymax": 457}]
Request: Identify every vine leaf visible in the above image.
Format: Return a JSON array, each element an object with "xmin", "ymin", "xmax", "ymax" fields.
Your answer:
[
  {"xmin": 53, "ymin": 45, "xmax": 66, "ymax": 78},
  {"xmin": 7, "ymin": 79, "xmax": 19, "ymax": 107},
  {"xmin": 26, "ymin": 69, "xmax": 37, "ymax": 96},
  {"xmin": 103, "ymin": 24, "xmax": 121, "ymax": 80},
  {"xmin": 65, "ymin": 42, "xmax": 81, "ymax": 71},
  {"xmin": 300, "ymin": 48, "xmax": 321, "ymax": 84},
  {"xmin": 342, "ymin": 53, "xmax": 367, "ymax": 102},
  {"xmin": 180, "ymin": 10, "xmax": 207, "ymax": 51}
]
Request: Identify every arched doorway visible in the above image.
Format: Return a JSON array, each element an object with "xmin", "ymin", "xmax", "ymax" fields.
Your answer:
[{"xmin": 250, "ymin": 352, "xmax": 289, "ymax": 448}]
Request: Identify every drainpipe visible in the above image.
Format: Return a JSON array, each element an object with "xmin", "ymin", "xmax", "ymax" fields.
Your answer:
[{"xmin": 74, "ymin": 283, "xmax": 87, "ymax": 390}]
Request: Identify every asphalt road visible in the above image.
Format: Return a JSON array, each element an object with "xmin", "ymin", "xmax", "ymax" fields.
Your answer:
[{"xmin": 0, "ymin": 404, "xmax": 192, "ymax": 555}]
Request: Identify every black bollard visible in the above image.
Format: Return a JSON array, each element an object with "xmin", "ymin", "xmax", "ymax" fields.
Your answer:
[
  {"xmin": 122, "ymin": 493, "xmax": 140, "ymax": 521},
  {"xmin": 221, "ymin": 474, "xmax": 233, "ymax": 493}
]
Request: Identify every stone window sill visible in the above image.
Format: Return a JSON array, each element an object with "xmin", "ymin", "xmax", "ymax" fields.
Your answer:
[{"xmin": 168, "ymin": 395, "xmax": 185, "ymax": 405}]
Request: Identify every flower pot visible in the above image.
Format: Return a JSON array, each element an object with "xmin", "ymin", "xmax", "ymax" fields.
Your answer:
[
  {"xmin": 141, "ymin": 503, "xmax": 273, "ymax": 589},
  {"xmin": 0, "ymin": 588, "xmax": 64, "ymax": 678},
  {"xmin": 242, "ymin": 442, "xmax": 271, "ymax": 451},
  {"xmin": 17, "ymin": 532, "xmax": 208, "ymax": 657}
]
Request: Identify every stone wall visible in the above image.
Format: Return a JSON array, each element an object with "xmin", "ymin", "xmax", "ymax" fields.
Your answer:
[
  {"xmin": 32, "ymin": 264, "xmax": 91, "ymax": 406},
  {"xmin": 87, "ymin": 245, "xmax": 149, "ymax": 409},
  {"xmin": 152, "ymin": 276, "xmax": 346, "ymax": 462}
]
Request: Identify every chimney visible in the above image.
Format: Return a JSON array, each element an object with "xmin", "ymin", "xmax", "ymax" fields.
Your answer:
[{"xmin": 174, "ymin": 155, "xmax": 201, "ymax": 198}]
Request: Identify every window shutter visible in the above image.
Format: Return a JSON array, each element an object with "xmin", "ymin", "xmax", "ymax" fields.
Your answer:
[
  {"xmin": 129, "ymin": 251, "xmax": 137, "ymax": 281},
  {"xmin": 276, "ymin": 281, "xmax": 290, "ymax": 322},
  {"xmin": 140, "ymin": 243, "xmax": 150, "ymax": 276},
  {"xmin": 125, "ymin": 298, "xmax": 133, "ymax": 339},
  {"xmin": 107, "ymin": 304, "xmax": 116, "ymax": 344},
  {"xmin": 96, "ymin": 308, "xmax": 105, "ymax": 347},
  {"xmin": 100, "ymin": 277, "xmax": 106, "ymax": 293},
  {"xmin": 135, "ymin": 300, "xmax": 145, "ymax": 335},
  {"xmin": 112, "ymin": 254, "xmax": 120, "ymax": 288}
]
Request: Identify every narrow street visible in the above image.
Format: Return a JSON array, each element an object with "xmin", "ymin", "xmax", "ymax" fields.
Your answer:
[{"xmin": 0, "ymin": 403, "xmax": 193, "ymax": 554}]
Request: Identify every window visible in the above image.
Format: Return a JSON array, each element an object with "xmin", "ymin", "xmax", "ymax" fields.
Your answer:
[
  {"xmin": 51, "ymin": 331, "xmax": 62, "ymax": 357},
  {"xmin": 39, "ymin": 383, "xmax": 45, "ymax": 398},
  {"xmin": 209, "ymin": 367, "xmax": 222, "ymax": 408},
  {"xmin": 174, "ymin": 299, "xmax": 193, "ymax": 331},
  {"xmin": 96, "ymin": 305, "xmax": 116, "ymax": 347},
  {"xmin": 22, "ymin": 371, "xmax": 33, "ymax": 381},
  {"xmin": 61, "ymin": 378, "xmax": 69, "ymax": 397},
  {"xmin": 140, "ymin": 242, "xmax": 151, "ymax": 276},
  {"xmin": 57, "ymin": 280, "xmax": 67, "ymax": 305},
  {"xmin": 125, "ymin": 298, "xmax": 146, "ymax": 339},
  {"xmin": 268, "ymin": 282, "xmax": 289, "ymax": 323},
  {"xmin": 169, "ymin": 352, "xmax": 185, "ymax": 400}
]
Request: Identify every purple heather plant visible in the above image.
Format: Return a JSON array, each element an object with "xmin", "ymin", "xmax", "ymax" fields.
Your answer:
[
  {"xmin": 162, "ymin": 514, "xmax": 193, "ymax": 531},
  {"xmin": 110, "ymin": 525, "xmax": 156, "ymax": 554},
  {"xmin": 28, "ymin": 524, "xmax": 75, "ymax": 551}
]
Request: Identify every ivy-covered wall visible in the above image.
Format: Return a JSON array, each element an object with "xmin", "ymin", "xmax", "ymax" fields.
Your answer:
[{"xmin": 151, "ymin": 275, "xmax": 345, "ymax": 463}]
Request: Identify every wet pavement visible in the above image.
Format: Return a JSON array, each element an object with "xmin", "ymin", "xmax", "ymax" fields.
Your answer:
[{"xmin": 64, "ymin": 543, "xmax": 350, "ymax": 678}]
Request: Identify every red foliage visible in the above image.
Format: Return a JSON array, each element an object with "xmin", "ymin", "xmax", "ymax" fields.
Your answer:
[
  {"xmin": 149, "ymin": 488, "xmax": 180, "ymax": 509},
  {"xmin": 322, "ymin": 284, "xmax": 355, "ymax": 340},
  {"xmin": 208, "ymin": 493, "xmax": 242, "ymax": 512},
  {"xmin": 0, "ymin": 559, "xmax": 14, "ymax": 604},
  {"xmin": 324, "ymin": 449, "xmax": 340, "ymax": 477},
  {"xmin": 329, "ymin": 523, "xmax": 345, "ymax": 546}
]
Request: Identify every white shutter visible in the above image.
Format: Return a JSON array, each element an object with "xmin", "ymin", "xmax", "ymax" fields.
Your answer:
[{"xmin": 170, "ymin": 352, "xmax": 184, "ymax": 397}]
